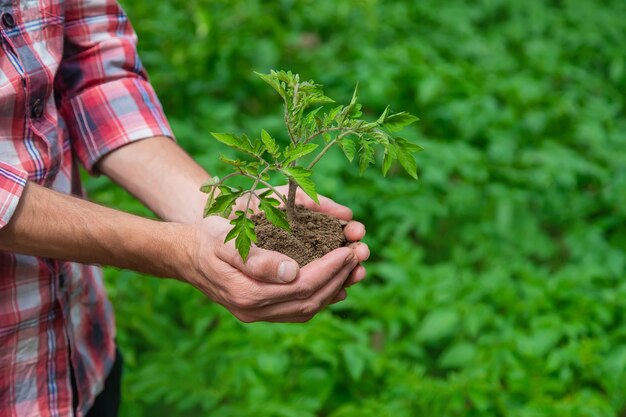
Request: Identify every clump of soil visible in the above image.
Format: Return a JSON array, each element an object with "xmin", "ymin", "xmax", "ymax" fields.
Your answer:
[{"xmin": 252, "ymin": 205, "xmax": 347, "ymax": 266}]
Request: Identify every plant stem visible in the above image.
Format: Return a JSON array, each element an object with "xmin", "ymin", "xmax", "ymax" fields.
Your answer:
[
  {"xmin": 284, "ymin": 105, "xmax": 297, "ymax": 145},
  {"xmin": 286, "ymin": 178, "xmax": 297, "ymax": 221}
]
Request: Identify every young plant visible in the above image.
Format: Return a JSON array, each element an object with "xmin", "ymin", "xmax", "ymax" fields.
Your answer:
[{"xmin": 201, "ymin": 70, "xmax": 423, "ymax": 260}]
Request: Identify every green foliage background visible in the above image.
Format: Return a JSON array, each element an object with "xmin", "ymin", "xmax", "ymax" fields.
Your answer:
[{"xmin": 86, "ymin": 0, "xmax": 626, "ymax": 415}]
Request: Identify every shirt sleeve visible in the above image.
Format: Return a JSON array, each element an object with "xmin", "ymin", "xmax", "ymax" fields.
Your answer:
[
  {"xmin": 0, "ymin": 162, "xmax": 28, "ymax": 229},
  {"xmin": 54, "ymin": 0, "xmax": 174, "ymax": 173}
]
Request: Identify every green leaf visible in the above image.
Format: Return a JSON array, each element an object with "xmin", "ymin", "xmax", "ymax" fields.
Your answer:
[
  {"xmin": 204, "ymin": 186, "xmax": 242, "ymax": 218},
  {"xmin": 210, "ymin": 132, "xmax": 253, "ymax": 153},
  {"xmin": 255, "ymin": 71, "xmax": 286, "ymax": 99},
  {"xmin": 327, "ymin": 105, "xmax": 343, "ymax": 123},
  {"xmin": 396, "ymin": 136, "xmax": 424, "ymax": 153},
  {"xmin": 439, "ymin": 342, "xmax": 477, "ymax": 369},
  {"xmin": 282, "ymin": 166, "xmax": 319, "ymax": 204},
  {"xmin": 341, "ymin": 343, "xmax": 367, "ymax": 381},
  {"xmin": 258, "ymin": 190, "xmax": 290, "ymax": 232},
  {"xmin": 383, "ymin": 112, "xmax": 419, "ymax": 132},
  {"xmin": 376, "ymin": 105, "xmax": 390, "ymax": 125},
  {"xmin": 251, "ymin": 137, "xmax": 266, "ymax": 156},
  {"xmin": 338, "ymin": 138, "xmax": 356, "ymax": 162},
  {"xmin": 282, "ymin": 142, "xmax": 319, "ymax": 165},
  {"xmin": 350, "ymin": 82, "xmax": 359, "ymax": 106},
  {"xmin": 219, "ymin": 154, "xmax": 241, "ymax": 167},
  {"xmin": 358, "ymin": 140, "xmax": 375, "ymax": 174},
  {"xmin": 382, "ymin": 144, "xmax": 397, "ymax": 176},
  {"xmin": 395, "ymin": 137, "xmax": 422, "ymax": 179},
  {"xmin": 199, "ymin": 176, "xmax": 220, "ymax": 193},
  {"xmin": 224, "ymin": 211, "xmax": 257, "ymax": 261},
  {"xmin": 418, "ymin": 309, "xmax": 459, "ymax": 343},
  {"xmin": 203, "ymin": 186, "xmax": 217, "ymax": 217}
]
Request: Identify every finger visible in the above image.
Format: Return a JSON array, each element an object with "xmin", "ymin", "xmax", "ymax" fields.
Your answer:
[
  {"xmin": 344, "ymin": 221, "xmax": 366, "ymax": 242},
  {"xmin": 249, "ymin": 246, "xmax": 357, "ymax": 306},
  {"xmin": 344, "ymin": 265, "xmax": 366, "ymax": 287},
  {"xmin": 215, "ymin": 241, "xmax": 300, "ymax": 284},
  {"xmin": 253, "ymin": 259, "xmax": 355, "ymax": 320},
  {"xmin": 295, "ymin": 189, "xmax": 353, "ymax": 221},
  {"xmin": 329, "ymin": 288, "xmax": 348, "ymax": 305},
  {"xmin": 348, "ymin": 241, "xmax": 370, "ymax": 263}
]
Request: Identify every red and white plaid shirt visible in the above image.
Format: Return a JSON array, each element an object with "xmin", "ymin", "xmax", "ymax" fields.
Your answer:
[{"xmin": 0, "ymin": 1, "xmax": 172, "ymax": 416}]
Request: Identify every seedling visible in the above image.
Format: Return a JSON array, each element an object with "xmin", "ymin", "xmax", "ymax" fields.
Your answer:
[{"xmin": 201, "ymin": 70, "xmax": 423, "ymax": 260}]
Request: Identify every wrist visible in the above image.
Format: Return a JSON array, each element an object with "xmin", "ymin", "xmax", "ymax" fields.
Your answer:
[{"xmin": 152, "ymin": 222, "xmax": 197, "ymax": 280}]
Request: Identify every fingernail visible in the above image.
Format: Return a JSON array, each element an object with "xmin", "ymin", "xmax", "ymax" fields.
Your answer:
[{"xmin": 278, "ymin": 261, "xmax": 298, "ymax": 282}]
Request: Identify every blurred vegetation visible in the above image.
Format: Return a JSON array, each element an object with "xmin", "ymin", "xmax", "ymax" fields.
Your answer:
[{"xmin": 85, "ymin": 0, "xmax": 626, "ymax": 416}]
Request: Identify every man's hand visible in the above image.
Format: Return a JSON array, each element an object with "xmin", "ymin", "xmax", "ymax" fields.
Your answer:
[{"xmin": 179, "ymin": 216, "xmax": 360, "ymax": 322}]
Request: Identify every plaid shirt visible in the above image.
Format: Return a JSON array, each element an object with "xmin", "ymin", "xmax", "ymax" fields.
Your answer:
[{"xmin": 0, "ymin": 1, "xmax": 172, "ymax": 416}]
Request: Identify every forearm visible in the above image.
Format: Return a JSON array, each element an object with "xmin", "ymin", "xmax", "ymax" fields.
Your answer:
[
  {"xmin": 0, "ymin": 182, "xmax": 191, "ymax": 278},
  {"xmin": 97, "ymin": 136, "xmax": 210, "ymax": 224}
]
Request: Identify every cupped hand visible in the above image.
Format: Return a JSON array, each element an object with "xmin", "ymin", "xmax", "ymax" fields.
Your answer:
[
  {"xmin": 233, "ymin": 184, "xmax": 370, "ymax": 289},
  {"xmin": 180, "ymin": 216, "xmax": 360, "ymax": 322}
]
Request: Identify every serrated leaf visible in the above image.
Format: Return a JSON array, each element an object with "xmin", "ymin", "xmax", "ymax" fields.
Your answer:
[
  {"xmin": 204, "ymin": 187, "xmax": 243, "ymax": 218},
  {"xmin": 304, "ymin": 107, "xmax": 324, "ymax": 130},
  {"xmin": 358, "ymin": 140, "xmax": 375, "ymax": 174},
  {"xmin": 382, "ymin": 144, "xmax": 397, "ymax": 176},
  {"xmin": 376, "ymin": 105, "xmax": 390, "ymax": 125},
  {"xmin": 283, "ymin": 142, "xmax": 319, "ymax": 165},
  {"xmin": 219, "ymin": 154, "xmax": 241, "ymax": 167},
  {"xmin": 397, "ymin": 137, "xmax": 424, "ymax": 153},
  {"xmin": 255, "ymin": 71, "xmax": 286, "ymax": 99},
  {"xmin": 211, "ymin": 132, "xmax": 254, "ymax": 154},
  {"xmin": 282, "ymin": 166, "xmax": 319, "ymax": 204},
  {"xmin": 395, "ymin": 137, "xmax": 421, "ymax": 179},
  {"xmin": 261, "ymin": 129, "xmax": 279, "ymax": 157},
  {"xmin": 258, "ymin": 191, "xmax": 291, "ymax": 232},
  {"xmin": 383, "ymin": 112, "xmax": 419, "ymax": 132},
  {"xmin": 225, "ymin": 211, "xmax": 257, "ymax": 261},
  {"xmin": 200, "ymin": 176, "xmax": 220, "ymax": 193},
  {"xmin": 351, "ymin": 103, "xmax": 363, "ymax": 119},
  {"xmin": 203, "ymin": 186, "xmax": 217, "ymax": 217},
  {"xmin": 350, "ymin": 82, "xmax": 359, "ymax": 106},
  {"xmin": 328, "ymin": 105, "xmax": 343, "ymax": 122},
  {"xmin": 252, "ymin": 137, "xmax": 266, "ymax": 155},
  {"xmin": 242, "ymin": 164, "xmax": 258, "ymax": 176},
  {"xmin": 338, "ymin": 138, "xmax": 357, "ymax": 162}
]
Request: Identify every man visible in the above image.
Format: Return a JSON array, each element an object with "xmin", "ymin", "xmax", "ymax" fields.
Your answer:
[{"xmin": 0, "ymin": 1, "xmax": 369, "ymax": 416}]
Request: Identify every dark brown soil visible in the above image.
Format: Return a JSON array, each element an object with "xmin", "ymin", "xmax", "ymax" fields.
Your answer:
[{"xmin": 252, "ymin": 205, "xmax": 347, "ymax": 266}]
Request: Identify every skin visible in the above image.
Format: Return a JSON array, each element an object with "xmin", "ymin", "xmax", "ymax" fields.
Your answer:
[{"xmin": 0, "ymin": 136, "xmax": 369, "ymax": 322}]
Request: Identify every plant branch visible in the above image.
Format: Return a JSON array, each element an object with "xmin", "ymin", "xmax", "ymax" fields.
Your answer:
[
  {"xmin": 241, "ymin": 173, "xmax": 287, "ymax": 204},
  {"xmin": 304, "ymin": 127, "xmax": 345, "ymax": 144},
  {"xmin": 217, "ymin": 171, "xmax": 243, "ymax": 184},
  {"xmin": 244, "ymin": 166, "xmax": 270, "ymax": 215},
  {"xmin": 306, "ymin": 130, "xmax": 358, "ymax": 170},
  {"xmin": 307, "ymin": 139, "xmax": 336, "ymax": 170}
]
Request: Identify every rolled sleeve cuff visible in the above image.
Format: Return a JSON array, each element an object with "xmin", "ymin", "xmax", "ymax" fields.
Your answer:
[
  {"xmin": 65, "ymin": 77, "xmax": 175, "ymax": 173},
  {"xmin": 0, "ymin": 162, "xmax": 28, "ymax": 229}
]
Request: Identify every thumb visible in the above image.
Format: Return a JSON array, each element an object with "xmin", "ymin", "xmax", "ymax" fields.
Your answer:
[{"xmin": 216, "ymin": 242, "xmax": 300, "ymax": 284}]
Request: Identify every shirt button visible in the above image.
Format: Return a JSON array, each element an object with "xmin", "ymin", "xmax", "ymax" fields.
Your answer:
[
  {"xmin": 31, "ymin": 99, "xmax": 44, "ymax": 119},
  {"xmin": 1, "ymin": 12, "xmax": 15, "ymax": 29}
]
